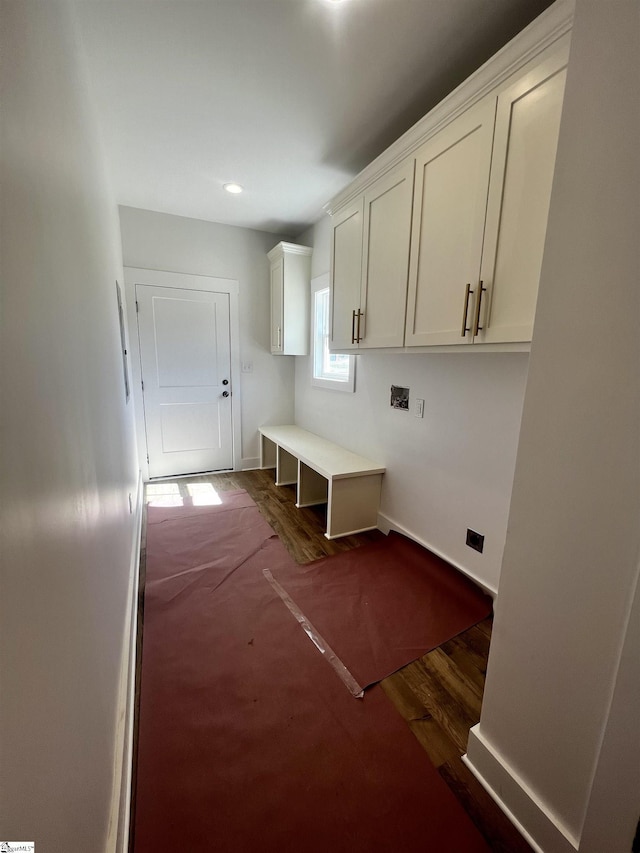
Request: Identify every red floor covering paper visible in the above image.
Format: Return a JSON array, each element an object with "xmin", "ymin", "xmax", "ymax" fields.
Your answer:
[
  {"xmin": 269, "ymin": 530, "xmax": 492, "ymax": 690},
  {"xmin": 134, "ymin": 490, "xmax": 490, "ymax": 852}
]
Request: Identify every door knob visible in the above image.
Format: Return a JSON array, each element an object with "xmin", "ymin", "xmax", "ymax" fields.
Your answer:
[{"xmin": 222, "ymin": 390, "xmax": 230, "ymax": 397}]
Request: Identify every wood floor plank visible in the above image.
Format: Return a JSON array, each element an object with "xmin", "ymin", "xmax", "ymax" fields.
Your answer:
[
  {"xmin": 441, "ymin": 623, "xmax": 491, "ymax": 672},
  {"xmin": 395, "ymin": 669, "xmax": 468, "ymax": 754},
  {"xmin": 473, "ymin": 617, "xmax": 493, "ymax": 642},
  {"xmin": 440, "ymin": 640, "xmax": 488, "ymax": 694},
  {"xmin": 379, "ymin": 671, "xmax": 431, "ymax": 722},
  {"xmin": 407, "ymin": 716, "xmax": 461, "ymax": 769},
  {"xmin": 424, "ymin": 646, "xmax": 485, "ymax": 714},
  {"xmin": 396, "ymin": 659, "xmax": 480, "ymax": 753}
]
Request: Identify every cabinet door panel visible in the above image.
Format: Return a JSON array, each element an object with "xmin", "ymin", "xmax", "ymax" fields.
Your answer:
[
  {"xmin": 330, "ymin": 200, "xmax": 363, "ymax": 351},
  {"xmin": 360, "ymin": 161, "xmax": 415, "ymax": 348},
  {"xmin": 405, "ymin": 99, "xmax": 496, "ymax": 346},
  {"xmin": 478, "ymin": 48, "xmax": 568, "ymax": 343},
  {"xmin": 270, "ymin": 257, "xmax": 284, "ymax": 353}
]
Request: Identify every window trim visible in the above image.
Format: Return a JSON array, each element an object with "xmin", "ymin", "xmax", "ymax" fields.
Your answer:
[{"xmin": 310, "ymin": 273, "xmax": 355, "ymax": 393}]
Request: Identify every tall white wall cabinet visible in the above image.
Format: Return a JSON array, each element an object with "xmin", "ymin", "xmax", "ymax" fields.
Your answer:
[
  {"xmin": 327, "ymin": 17, "xmax": 570, "ymax": 353},
  {"xmin": 268, "ymin": 241, "xmax": 312, "ymax": 355}
]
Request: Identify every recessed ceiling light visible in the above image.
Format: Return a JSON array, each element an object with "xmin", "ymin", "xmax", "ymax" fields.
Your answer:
[{"xmin": 223, "ymin": 182, "xmax": 243, "ymax": 194}]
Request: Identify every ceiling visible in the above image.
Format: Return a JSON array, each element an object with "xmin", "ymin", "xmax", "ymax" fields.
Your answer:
[{"xmin": 74, "ymin": 0, "xmax": 554, "ymax": 235}]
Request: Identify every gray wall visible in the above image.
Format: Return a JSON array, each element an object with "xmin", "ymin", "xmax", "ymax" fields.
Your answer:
[{"xmin": 0, "ymin": 2, "xmax": 139, "ymax": 850}]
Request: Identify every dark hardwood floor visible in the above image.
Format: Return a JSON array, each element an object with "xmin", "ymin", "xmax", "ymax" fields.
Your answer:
[{"xmin": 134, "ymin": 469, "xmax": 531, "ymax": 853}]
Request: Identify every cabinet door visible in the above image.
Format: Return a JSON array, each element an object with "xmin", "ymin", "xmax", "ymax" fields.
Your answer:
[
  {"xmin": 330, "ymin": 199, "xmax": 363, "ymax": 351},
  {"xmin": 476, "ymin": 46, "xmax": 568, "ymax": 344},
  {"xmin": 270, "ymin": 256, "xmax": 284, "ymax": 353},
  {"xmin": 359, "ymin": 160, "xmax": 415, "ymax": 348},
  {"xmin": 405, "ymin": 98, "xmax": 496, "ymax": 346}
]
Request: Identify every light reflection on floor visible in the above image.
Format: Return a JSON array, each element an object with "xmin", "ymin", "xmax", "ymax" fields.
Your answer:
[{"xmin": 145, "ymin": 481, "xmax": 222, "ymax": 507}]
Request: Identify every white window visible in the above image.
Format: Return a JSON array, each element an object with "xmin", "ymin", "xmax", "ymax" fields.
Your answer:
[{"xmin": 311, "ymin": 275, "xmax": 355, "ymax": 392}]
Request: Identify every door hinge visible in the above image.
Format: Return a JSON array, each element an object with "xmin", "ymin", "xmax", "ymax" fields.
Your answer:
[
  {"xmin": 146, "ymin": 453, "xmax": 149, "ymax": 464},
  {"xmin": 135, "ymin": 300, "xmax": 139, "ymax": 313},
  {"xmin": 141, "ymin": 379, "xmax": 144, "ymax": 391}
]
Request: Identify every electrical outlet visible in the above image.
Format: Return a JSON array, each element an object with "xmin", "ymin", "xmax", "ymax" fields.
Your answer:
[
  {"xmin": 415, "ymin": 398, "xmax": 424, "ymax": 418},
  {"xmin": 466, "ymin": 528, "xmax": 484, "ymax": 553},
  {"xmin": 241, "ymin": 361, "xmax": 253, "ymax": 374}
]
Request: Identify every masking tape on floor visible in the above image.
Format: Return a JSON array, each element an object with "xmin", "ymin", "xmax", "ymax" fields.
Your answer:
[{"xmin": 263, "ymin": 568, "xmax": 365, "ymax": 699}]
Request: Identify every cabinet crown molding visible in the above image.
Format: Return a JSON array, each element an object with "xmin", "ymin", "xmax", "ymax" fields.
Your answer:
[
  {"xmin": 324, "ymin": 0, "xmax": 574, "ymax": 216},
  {"xmin": 267, "ymin": 241, "xmax": 313, "ymax": 261}
]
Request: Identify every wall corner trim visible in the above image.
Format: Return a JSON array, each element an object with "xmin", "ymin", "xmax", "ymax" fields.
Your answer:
[
  {"xmin": 106, "ymin": 470, "xmax": 144, "ymax": 853},
  {"xmin": 464, "ymin": 725, "xmax": 580, "ymax": 853}
]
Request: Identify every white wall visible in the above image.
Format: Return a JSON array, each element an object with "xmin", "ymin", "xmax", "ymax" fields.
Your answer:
[
  {"xmin": 295, "ymin": 216, "xmax": 529, "ymax": 593},
  {"xmin": 467, "ymin": 1, "xmax": 640, "ymax": 850},
  {"xmin": 119, "ymin": 207, "xmax": 294, "ymax": 467},
  {"xmin": 0, "ymin": 3, "xmax": 140, "ymax": 851}
]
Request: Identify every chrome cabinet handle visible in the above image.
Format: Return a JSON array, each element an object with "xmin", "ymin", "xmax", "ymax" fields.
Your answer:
[{"xmin": 350, "ymin": 309, "xmax": 364, "ymax": 343}]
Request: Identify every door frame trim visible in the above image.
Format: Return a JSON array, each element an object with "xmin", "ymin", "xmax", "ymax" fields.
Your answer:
[{"xmin": 124, "ymin": 267, "xmax": 242, "ymax": 481}]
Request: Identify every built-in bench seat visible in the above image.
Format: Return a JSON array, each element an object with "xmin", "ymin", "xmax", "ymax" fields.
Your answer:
[{"xmin": 259, "ymin": 425, "xmax": 385, "ymax": 539}]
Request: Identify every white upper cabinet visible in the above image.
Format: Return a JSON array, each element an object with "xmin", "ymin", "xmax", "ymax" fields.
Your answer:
[
  {"xmin": 270, "ymin": 253, "xmax": 285, "ymax": 353},
  {"xmin": 330, "ymin": 199, "xmax": 363, "ymax": 351},
  {"xmin": 330, "ymin": 161, "xmax": 414, "ymax": 350},
  {"xmin": 325, "ymin": 3, "xmax": 572, "ymax": 353},
  {"xmin": 404, "ymin": 98, "xmax": 496, "ymax": 346},
  {"xmin": 268, "ymin": 242, "xmax": 312, "ymax": 355},
  {"xmin": 406, "ymin": 45, "xmax": 568, "ymax": 347},
  {"xmin": 360, "ymin": 160, "xmax": 415, "ymax": 348},
  {"xmin": 476, "ymin": 50, "xmax": 567, "ymax": 344}
]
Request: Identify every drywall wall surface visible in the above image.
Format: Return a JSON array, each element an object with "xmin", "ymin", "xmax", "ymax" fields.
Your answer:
[
  {"xmin": 578, "ymin": 554, "xmax": 640, "ymax": 853},
  {"xmin": 476, "ymin": 0, "xmax": 640, "ymax": 846},
  {"xmin": 303, "ymin": 214, "xmax": 331, "ymax": 279},
  {"xmin": 295, "ymin": 220, "xmax": 528, "ymax": 593},
  {"xmin": 0, "ymin": 2, "xmax": 139, "ymax": 850},
  {"xmin": 119, "ymin": 206, "xmax": 294, "ymax": 465}
]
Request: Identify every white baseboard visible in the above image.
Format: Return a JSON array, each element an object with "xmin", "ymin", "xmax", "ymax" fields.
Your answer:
[
  {"xmin": 464, "ymin": 725, "xmax": 579, "ymax": 853},
  {"xmin": 106, "ymin": 470, "xmax": 143, "ymax": 853},
  {"xmin": 241, "ymin": 456, "xmax": 260, "ymax": 471},
  {"xmin": 377, "ymin": 511, "xmax": 498, "ymax": 599}
]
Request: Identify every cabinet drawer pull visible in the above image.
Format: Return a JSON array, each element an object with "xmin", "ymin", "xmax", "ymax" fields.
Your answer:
[
  {"xmin": 356, "ymin": 309, "xmax": 364, "ymax": 343},
  {"xmin": 473, "ymin": 281, "xmax": 487, "ymax": 336},
  {"xmin": 461, "ymin": 283, "xmax": 473, "ymax": 337},
  {"xmin": 351, "ymin": 309, "xmax": 357, "ymax": 344}
]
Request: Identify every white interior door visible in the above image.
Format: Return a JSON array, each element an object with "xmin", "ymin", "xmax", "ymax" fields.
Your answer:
[{"xmin": 136, "ymin": 284, "xmax": 233, "ymax": 478}]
